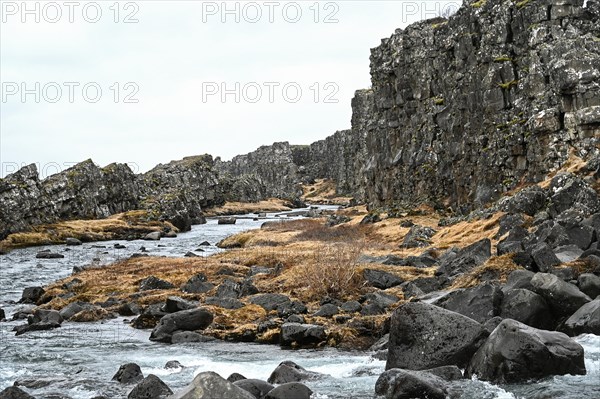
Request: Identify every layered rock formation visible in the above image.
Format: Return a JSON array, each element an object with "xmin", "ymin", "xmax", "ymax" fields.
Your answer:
[{"xmin": 361, "ymin": 0, "xmax": 600, "ymax": 212}]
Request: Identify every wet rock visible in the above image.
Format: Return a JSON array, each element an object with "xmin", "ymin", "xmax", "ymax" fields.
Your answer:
[
  {"xmin": 139, "ymin": 276, "xmax": 175, "ymax": 291},
  {"xmin": 204, "ymin": 297, "xmax": 244, "ymax": 310},
  {"xmin": 401, "ymin": 225, "xmax": 437, "ymax": 248},
  {"xmin": 112, "ymin": 363, "xmax": 144, "ymax": 384},
  {"xmin": 149, "ymin": 308, "xmax": 213, "ymax": 343},
  {"xmin": 14, "ymin": 321, "xmax": 61, "ymax": 336},
  {"xmin": 198, "ymin": 241, "xmax": 211, "ymax": 246},
  {"xmin": 114, "ymin": 244, "xmax": 127, "ymax": 249},
  {"xmin": 466, "ymin": 319, "xmax": 586, "ymax": 383},
  {"xmin": 386, "ymin": 302, "xmax": 487, "ymax": 370},
  {"xmin": 375, "ymin": 368, "xmax": 449, "ymax": 399},
  {"xmin": 233, "ymin": 379, "xmax": 274, "ymax": 399},
  {"xmin": 436, "ymin": 239, "xmax": 491, "ymax": 280},
  {"xmin": 263, "ymin": 382, "xmax": 313, "ymax": 399},
  {"xmin": 313, "ymin": 304, "xmax": 339, "ymax": 318},
  {"xmin": 163, "ymin": 296, "xmax": 197, "ymax": 313},
  {"xmin": 218, "ymin": 217, "xmax": 237, "ymax": 225},
  {"xmin": 28, "ymin": 309, "xmax": 63, "ymax": 325},
  {"xmin": 561, "ymin": 299, "xmax": 600, "ymax": 336},
  {"xmin": 227, "ymin": 373, "xmax": 247, "ymax": 383},
  {"xmin": 35, "ymin": 251, "xmax": 64, "ymax": 259},
  {"xmin": 19, "ymin": 287, "xmax": 45, "ymax": 304},
  {"xmin": 280, "ymin": 323, "xmax": 326, "ymax": 347},
  {"xmin": 181, "ymin": 274, "xmax": 214, "ymax": 294},
  {"xmin": 578, "ymin": 273, "xmax": 600, "ymax": 299},
  {"xmin": 164, "ymin": 231, "xmax": 178, "ymax": 238},
  {"xmin": 128, "ymin": 374, "xmax": 172, "ymax": 399},
  {"xmin": 143, "ymin": 232, "xmax": 161, "ymax": 241},
  {"xmin": 65, "ymin": 237, "xmax": 82, "ymax": 246},
  {"xmin": 363, "ymin": 269, "xmax": 403, "ymax": 289},
  {"xmin": 118, "ymin": 302, "xmax": 142, "ymax": 317},
  {"xmin": 132, "ymin": 304, "xmax": 168, "ymax": 330},
  {"xmin": 169, "ymin": 371, "xmax": 254, "ymax": 399},
  {"xmin": 530, "ymin": 273, "xmax": 592, "ymax": 318},
  {"xmin": 500, "ymin": 288, "xmax": 555, "ymax": 330},
  {"xmin": 433, "ymin": 282, "xmax": 503, "ymax": 323},
  {"xmin": 249, "ymin": 293, "xmax": 291, "ymax": 311},
  {"xmin": 267, "ymin": 361, "xmax": 324, "ymax": 384},
  {"xmin": 59, "ymin": 301, "xmax": 94, "ymax": 320},
  {"xmin": 0, "ymin": 308, "xmax": 5, "ymax": 321},
  {"xmin": 184, "ymin": 252, "xmax": 199, "ymax": 258},
  {"xmin": 165, "ymin": 360, "xmax": 183, "ymax": 369},
  {"xmin": 170, "ymin": 331, "xmax": 215, "ymax": 344},
  {"xmin": 0, "ymin": 386, "xmax": 35, "ymax": 399}
]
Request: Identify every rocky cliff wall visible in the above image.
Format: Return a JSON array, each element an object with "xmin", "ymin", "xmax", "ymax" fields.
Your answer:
[{"xmin": 361, "ymin": 0, "xmax": 600, "ymax": 212}]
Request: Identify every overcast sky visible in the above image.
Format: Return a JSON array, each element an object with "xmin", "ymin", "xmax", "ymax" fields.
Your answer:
[{"xmin": 1, "ymin": 0, "xmax": 460, "ymax": 178}]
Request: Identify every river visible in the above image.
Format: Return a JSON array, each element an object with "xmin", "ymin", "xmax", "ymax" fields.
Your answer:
[{"xmin": 1, "ymin": 207, "xmax": 599, "ymax": 398}]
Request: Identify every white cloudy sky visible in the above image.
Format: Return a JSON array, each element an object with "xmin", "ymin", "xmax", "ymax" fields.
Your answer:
[{"xmin": 1, "ymin": 0, "xmax": 460, "ymax": 178}]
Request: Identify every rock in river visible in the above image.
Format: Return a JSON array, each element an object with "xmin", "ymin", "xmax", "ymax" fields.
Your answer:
[{"xmin": 465, "ymin": 319, "xmax": 586, "ymax": 383}]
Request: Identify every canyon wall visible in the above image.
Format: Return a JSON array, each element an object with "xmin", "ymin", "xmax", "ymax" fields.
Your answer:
[{"xmin": 361, "ymin": 0, "xmax": 600, "ymax": 212}]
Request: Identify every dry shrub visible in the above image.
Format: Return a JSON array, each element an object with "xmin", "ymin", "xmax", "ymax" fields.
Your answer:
[{"xmin": 291, "ymin": 243, "xmax": 364, "ymax": 301}]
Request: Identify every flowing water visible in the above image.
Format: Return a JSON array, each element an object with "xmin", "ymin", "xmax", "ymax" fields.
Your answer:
[{"xmin": 0, "ymin": 207, "xmax": 599, "ymax": 398}]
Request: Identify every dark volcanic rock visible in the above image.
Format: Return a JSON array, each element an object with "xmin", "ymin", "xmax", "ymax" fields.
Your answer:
[
  {"xmin": 578, "ymin": 273, "xmax": 600, "ymax": 299},
  {"xmin": 181, "ymin": 274, "xmax": 214, "ymax": 294},
  {"xmin": 386, "ymin": 302, "xmax": 487, "ymax": 370},
  {"xmin": 267, "ymin": 361, "xmax": 324, "ymax": 384},
  {"xmin": 280, "ymin": 323, "xmax": 326, "ymax": 347},
  {"xmin": 149, "ymin": 308, "xmax": 213, "ymax": 343},
  {"xmin": 375, "ymin": 368, "xmax": 449, "ymax": 399},
  {"xmin": 112, "ymin": 363, "xmax": 144, "ymax": 384},
  {"xmin": 561, "ymin": 299, "xmax": 600, "ymax": 336},
  {"xmin": 163, "ymin": 296, "xmax": 197, "ymax": 313},
  {"xmin": 363, "ymin": 269, "xmax": 403, "ymax": 289},
  {"xmin": 530, "ymin": 273, "xmax": 592, "ymax": 318},
  {"xmin": 128, "ymin": 374, "xmax": 173, "ymax": 399},
  {"xmin": 169, "ymin": 371, "xmax": 254, "ymax": 399},
  {"xmin": 436, "ymin": 239, "xmax": 491, "ymax": 279},
  {"xmin": 263, "ymin": 382, "xmax": 313, "ymax": 399},
  {"xmin": 466, "ymin": 319, "xmax": 586, "ymax": 383},
  {"xmin": 19, "ymin": 287, "xmax": 45, "ymax": 304},
  {"xmin": 139, "ymin": 276, "xmax": 175, "ymax": 291},
  {"xmin": 433, "ymin": 282, "xmax": 503, "ymax": 323},
  {"xmin": 500, "ymin": 288, "xmax": 555, "ymax": 330},
  {"xmin": 0, "ymin": 386, "xmax": 35, "ymax": 399},
  {"xmin": 249, "ymin": 293, "xmax": 291, "ymax": 311},
  {"xmin": 233, "ymin": 379, "xmax": 274, "ymax": 399},
  {"xmin": 401, "ymin": 225, "xmax": 436, "ymax": 248}
]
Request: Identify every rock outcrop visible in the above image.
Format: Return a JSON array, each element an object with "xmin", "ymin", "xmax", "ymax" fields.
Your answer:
[{"xmin": 361, "ymin": 0, "xmax": 600, "ymax": 212}]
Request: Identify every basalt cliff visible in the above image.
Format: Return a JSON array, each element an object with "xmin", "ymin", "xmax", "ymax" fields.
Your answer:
[{"xmin": 1, "ymin": 0, "xmax": 599, "ymax": 239}]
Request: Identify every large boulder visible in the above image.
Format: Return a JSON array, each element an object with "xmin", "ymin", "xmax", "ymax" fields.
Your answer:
[
  {"xmin": 249, "ymin": 294, "xmax": 291, "ymax": 311},
  {"xmin": 112, "ymin": 363, "xmax": 144, "ymax": 384},
  {"xmin": 436, "ymin": 239, "xmax": 491, "ymax": 279},
  {"xmin": 386, "ymin": 302, "xmax": 487, "ymax": 370},
  {"xmin": 465, "ymin": 319, "xmax": 586, "ymax": 383},
  {"xmin": 530, "ymin": 273, "xmax": 592, "ymax": 318},
  {"xmin": 139, "ymin": 276, "xmax": 175, "ymax": 291},
  {"xmin": 578, "ymin": 273, "xmax": 600, "ymax": 299},
  {"xmin": 561, "ymin": 299, "xmax": 600, "ymax": 336},
  {"xmin": 19, "ymin": 287, "xmax": 45, "ymax": 304},
  {"xmin": 433, "ymin": 282, "xmax": 503, "ymax": 323},
  {"xmin": 0, "ymin": 387, "xmax": 35, "ymax": 399},
  {"xmin": 363, "ymin": 269, "xmax": 403, "ymax": 289},
  {"xmin": 149, "ymin": 308, "xmax": 213, "ymax": 343},
  {"xmin": 163, "ymin": 296, "xmax": 197, "ymax": 313},
  {"xmin": 168, "ymin": 371, "xmax": 255, "ymax": 399},
  {"xmin": 233, "ymin": 379, "xmax": 274, "ymax": 399},
  {"xmin": 263, "ymin": 383, "xmax": 312, "ymax": 399},
  {"xmin": 375, "ymin": 368, "xmax": 449, "ymax": 399},
  {"xmin": 500, "ymin": 289, "xmax": 555, "ymax": 330},
  {"xmin": 267, "ymin": 361, "xmax": 324, "ymax": 384},
  {"xmin": 280, "ymin": 323, "xmax": 326, "ymax": 347},
  {"xmin": 128, "ymin": 374, "xmax": 173, "ymax": 399},
  {"xmin": 181, "ymin": 274, "xmax": 214, "ymax": 294}
]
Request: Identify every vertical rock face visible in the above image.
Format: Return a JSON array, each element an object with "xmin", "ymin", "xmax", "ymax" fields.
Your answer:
[
  {"xmin": 139, "ymin": 155, "xmax": 224, "ymax": 224},
  {"xmin": 217, "ymin": 142, "xmax": 302, "ymax": 201},
  {"xmin": 361, "ymin": 0, "xmax": 600, "ymax": 212}
]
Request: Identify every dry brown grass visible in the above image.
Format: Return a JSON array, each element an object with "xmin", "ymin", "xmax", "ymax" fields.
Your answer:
[
  {"xmin": 204, "ymin": 199, "xmax": 291, "ymax": 216},
  {"xmin": 450, "ymin": 254, "xmax": 520, "ymax": 289},
  {"xmin": 301, "ymin": 179, "xmax": 353, "ymax": 205},
  {"xmin": 0, "ymin": 210, "xmax": 175, "ymax": 251}
]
